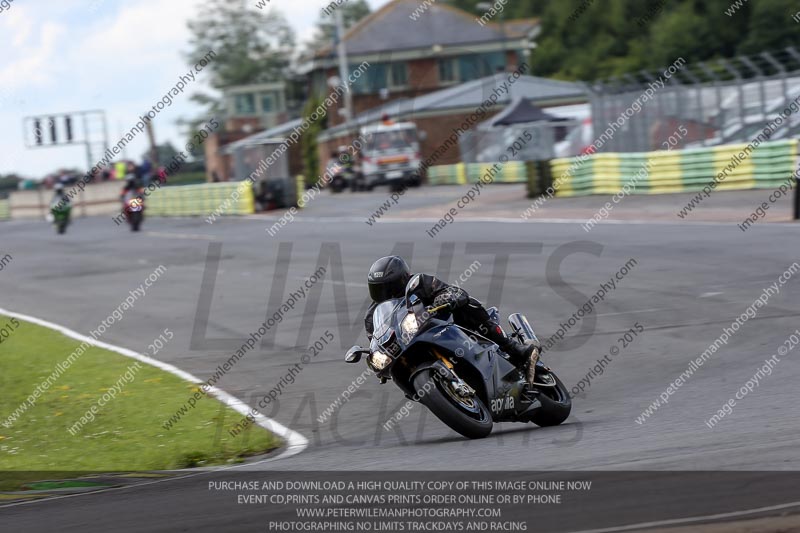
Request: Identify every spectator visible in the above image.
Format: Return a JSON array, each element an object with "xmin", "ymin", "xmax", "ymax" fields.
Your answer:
[
  {"xmin": 138, "ymin": 158, "xmax": 153, "ymax": 187},
  {"xmin": 114, "ymin": 161, "xmax": 127, "ymax": 180}
]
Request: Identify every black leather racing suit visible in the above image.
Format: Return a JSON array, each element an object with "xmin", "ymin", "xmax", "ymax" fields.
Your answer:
[{"xmin": 120, "ymin": 178, "xmax": 143, "ymax": 203}]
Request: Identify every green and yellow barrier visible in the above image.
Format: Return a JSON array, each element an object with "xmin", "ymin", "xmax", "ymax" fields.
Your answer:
[
  {"xmin": 0, "ymin": 199, "xmax": 9, "ymax": 220},
  {"xmin": 551, "ymin": 139, "xmax": 798, "ymax": 198},
  {"xmin": 146, "ymin": 182, "xmax": 255, "ymax": 217},
  {"xmin": 427, "ymin": 161, "xmax": 528, "ymax": 185}
]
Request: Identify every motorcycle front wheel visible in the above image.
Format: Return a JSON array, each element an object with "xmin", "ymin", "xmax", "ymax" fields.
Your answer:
[
  {"xmin": 412, "ymin": 369, "xmax": 492, "ymax": 439},
  {"xmin": 130, "ymin": 212, "xmax": 143, "ymax": 232}
]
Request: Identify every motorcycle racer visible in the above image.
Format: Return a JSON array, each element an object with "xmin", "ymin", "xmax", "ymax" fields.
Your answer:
[{"xmin": 365, "ymin": 256, "xmax": 540, "ymax": 385}]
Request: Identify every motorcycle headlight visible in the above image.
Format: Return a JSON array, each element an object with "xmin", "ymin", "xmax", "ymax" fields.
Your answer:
[
  {"xmin": 368, "ymin": 350, "xmax": 392, "ymax": 371},
  {"xmin": 401, "ymin": 313, "xmax": 418, "ymax": 339}
]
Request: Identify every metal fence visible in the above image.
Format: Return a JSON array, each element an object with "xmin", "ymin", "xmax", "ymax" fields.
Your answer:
[
  {"xmin": 459, "ymin": 122, "xmax": 576, "ymax": 164},
  {"xmin": 586, "ymin": 48, "xmax": 800, "ymax": 154}
]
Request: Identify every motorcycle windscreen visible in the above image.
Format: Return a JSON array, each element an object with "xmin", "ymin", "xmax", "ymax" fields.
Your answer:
[{"xmin": 371, "ymin": 298, "xmax": 404, "ymax": 345}]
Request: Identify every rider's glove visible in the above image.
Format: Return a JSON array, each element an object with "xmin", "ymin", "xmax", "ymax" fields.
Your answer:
[{"xmin": 432, "ymin": 287, "xmax": 468, "ymax": 310}]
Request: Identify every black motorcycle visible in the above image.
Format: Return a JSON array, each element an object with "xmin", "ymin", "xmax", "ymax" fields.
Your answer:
[
  {"xmin": 345, "ymin": 275, "xmax": 572, "ymax": 439},
  {"xmin": 325, "ymin": 160, "xmax": 353, "ymax": 194}
]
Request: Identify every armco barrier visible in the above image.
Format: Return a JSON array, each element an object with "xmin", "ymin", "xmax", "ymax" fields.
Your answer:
[
  {"xmin": 427, "ymin": 161, "xmax": 528, "ymax": 186},
  {"xmin": 4, "ymin": 181, "xmax": 255, "ymax": 220},
  {"xmin": 550, "ymin": 139, "xmax": 799, "ymax": 198},
  {"xmin": 8, "ymin": 182, "xmax": 121, "ymax": 219},
  {"xmin": 0, "ymin": 199, "xmax": 9, "ymax": 220},
  {"xmin": 146, "ymin": 182, "xmax": 254, "ymax": 216}
]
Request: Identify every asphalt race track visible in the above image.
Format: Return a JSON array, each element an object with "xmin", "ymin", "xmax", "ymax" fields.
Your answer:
[{"xmin": 1, "ymin": 186, "xmax": 799, "ymax": 532}]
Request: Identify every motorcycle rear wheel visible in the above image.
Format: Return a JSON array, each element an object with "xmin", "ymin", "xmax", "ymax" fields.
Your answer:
[
  {"xmin": 528, "ymin": 370, "xmax": 572, "ymax": 427},
  {"xmin": 412, "ymin": 370, "xmax": 492, "ymax": 439}
]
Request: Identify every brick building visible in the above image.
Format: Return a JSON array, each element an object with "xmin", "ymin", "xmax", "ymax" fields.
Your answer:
[
  {"xmin": 206, "ymin": 0, "xmax": 586, "ymax": 190},
  {"xmin": 299, "ymin": 0, "xmax": 541, "ymax": 128},
  {"xmin": 318, "ymin": 73, "xmax": 588, "ymax": 174}
]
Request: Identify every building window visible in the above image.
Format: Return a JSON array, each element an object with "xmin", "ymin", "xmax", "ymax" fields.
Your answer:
[
  {"xmin": 234, "ymin": 93, "xmax": 256, "ymax": 115},
  {"xmin": 439, "ymin": 58, "xmax": 457, "ymax": 83},
  {"xmin": 458, "ymin": 55, "xmax": 481, "ymax": 81},
  {"xmin": 389, "ymin": 63, "xmax": 408, "ymax": 88},
  {"xmin": 438, "ymin": 52, "xmax": 507, "ymax": 84},
  {"xmin": 349, "ymin": 62, "xmax": 407, "ymax": 93},
  {"xmin": 260, "ymin": 93, "xmax": 276, "ymax": 113},
  {"xmin": 481, "ymin": 51, "xmax": 506, "ymax": 75},
  {"xmin": 350, "ymin": 62, "xmax": 386, "ymax": 94}
]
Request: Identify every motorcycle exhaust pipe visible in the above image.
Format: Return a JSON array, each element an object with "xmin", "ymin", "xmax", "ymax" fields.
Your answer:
[{"xmin": 508, "ymin": 313, "xmax": 539, "ymax": 343}]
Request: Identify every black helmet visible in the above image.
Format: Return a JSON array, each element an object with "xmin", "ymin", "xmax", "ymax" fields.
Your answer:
[{"xmin": 368, "ymin": 256, "xmax": 412, "ymax": 303}]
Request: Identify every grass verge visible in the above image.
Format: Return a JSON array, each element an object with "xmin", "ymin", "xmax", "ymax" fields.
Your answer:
[{"xmin": 0, "ymin": 315, "xmax": 281, "ymax": 490}]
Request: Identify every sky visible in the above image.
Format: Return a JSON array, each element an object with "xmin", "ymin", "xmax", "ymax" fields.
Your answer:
[{"xmin": 0, "ymin": 0, "xmax": 386, "ymax": 179}]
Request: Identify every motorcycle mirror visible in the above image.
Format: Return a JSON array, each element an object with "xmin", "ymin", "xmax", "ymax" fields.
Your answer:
[
  {"xmin": 405, "ymin": 274, "xmax": 421, "ymax": 305},
  {"xmin": 345, "ymin": 345, "xmax": 369, "ymax": 363}
]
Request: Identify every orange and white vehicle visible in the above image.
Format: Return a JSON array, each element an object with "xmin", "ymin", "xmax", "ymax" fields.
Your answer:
[{"xmin": 359, "ymin": 121, "xmax": 423, "ymax": 192}]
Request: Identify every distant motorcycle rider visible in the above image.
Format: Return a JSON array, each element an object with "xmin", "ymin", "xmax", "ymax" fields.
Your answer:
[
  {"xmin": 120, "ymin": 175, "xmax": 142, "ymax": 204},
  {"xmin": 52, "ymin": 182, "xmax": 69, "ymax": 203},
  {"xmin": 365, "ymin": 256, "xmax": 540, "ymax": 384}
]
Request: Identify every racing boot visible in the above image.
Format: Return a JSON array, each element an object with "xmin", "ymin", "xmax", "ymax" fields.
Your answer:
[
  {"xmin": 504, "ymin": 339, "xmax": 541, "ymax": 386},
  {"xmin": 485, "ymin": 324, "xmax": 541, "ymax": 384}
]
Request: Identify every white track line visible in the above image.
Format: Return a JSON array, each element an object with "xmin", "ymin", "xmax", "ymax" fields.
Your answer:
[
  {"xmin": 257, "ymin": 216, "xmax": 800, "ymax": 227},
  {"xmin": 145, "ymin": 231, "xmax": 219, "ymax": 241},
  {"xmin": 0, "ymin": 307, "xmax": 308, "ymax": 488},
  {"xmin": 566, "ymin": 499, "xmax": 800, "ymax": 533}
]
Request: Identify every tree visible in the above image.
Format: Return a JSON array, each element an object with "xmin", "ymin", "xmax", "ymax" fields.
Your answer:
[
  {"xmin": 182, "ymin": 0, "xmax": 296, "ymax": 143},
  {"xmin": 648, "ymin": 3, "xmax": 710, "ymax": 67},
  {"xmin": 186, "ymin": 0, "xmax": 295, "ymax": 89},
  {"xmin": 447, "ymin": 0, "xmax": 799, "ymax": 81},
  {"xmin": 301, "ymin": 94, "xmax": 328, "ymax": 187},
  {"xmin": 739, "ymin": 0, "xmax": 799, "ymax": 55},
  {"xmin": 305, "ymin": 0, "xmax": 372, "ymax": 56}
]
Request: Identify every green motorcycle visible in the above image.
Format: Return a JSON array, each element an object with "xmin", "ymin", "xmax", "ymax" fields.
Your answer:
[{"xmin": 50, "ymin": 199, "xmax": 72, "ymax": 235}]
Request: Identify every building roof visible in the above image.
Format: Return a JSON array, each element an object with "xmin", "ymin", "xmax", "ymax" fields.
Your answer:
[
  {"xmin": 225, "ymin": 74, "xmax": 587, "ymax": 149},
  {"xmin": 223, "ymin": 82, "xmax": 286, "ymax": 96},
  {"xmin": 319, "ymin": 73, "xmax": 587, "ymax": 140},
  {"xmin": 314, "ymin": 0, "xmax": 538, "ymax": 58},
  {"xmin": 495, "ymin": 18, "xmax": 541, "ymax": 39},
  {"xmin": 221, "ymin": 118, "xmax": 304, "ymax": 155}
]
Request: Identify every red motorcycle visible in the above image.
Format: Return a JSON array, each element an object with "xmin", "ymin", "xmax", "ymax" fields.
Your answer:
[{"xmin": 122, "ymin": 190, "xmax": 145, "ymax": 232}]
